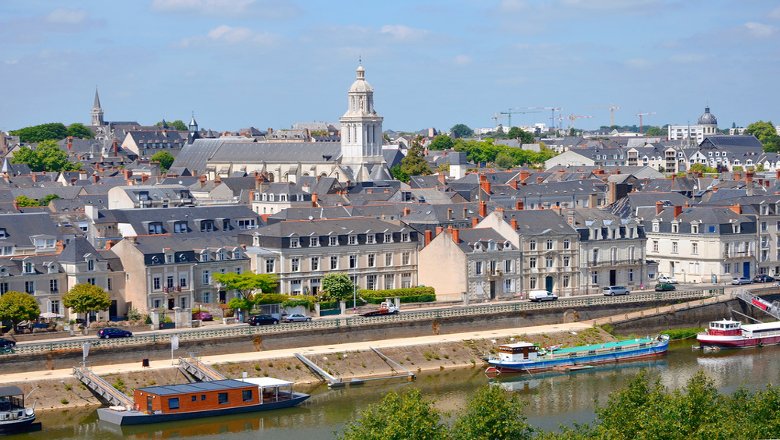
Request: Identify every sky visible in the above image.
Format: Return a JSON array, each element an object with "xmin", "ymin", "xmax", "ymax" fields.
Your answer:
[{"xmin": 1, "ymin": 0, "xmax": 779, "ymax": 134}]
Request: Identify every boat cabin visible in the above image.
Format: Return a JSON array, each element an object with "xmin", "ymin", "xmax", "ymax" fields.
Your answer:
[
  {"xmin": 496, "ymin": 342, "xmax": 539, "ymax": 362},
  {"xmin": 706, "ymin": 319, "xmax": 742, "ymax": 336},
  {"xmin": 0, "ymin": 386, "xmax": 27, "ymax": 421},
  {"xmin": 133, "ymin": 378, "xmax": 295, "ymax": 415}
]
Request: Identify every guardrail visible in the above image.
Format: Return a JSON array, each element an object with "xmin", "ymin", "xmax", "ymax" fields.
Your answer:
[{"xmin": 1, "ymin": 288, "xmax": 723, "ymax": 357}]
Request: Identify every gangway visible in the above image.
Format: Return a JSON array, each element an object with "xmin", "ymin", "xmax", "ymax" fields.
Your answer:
[
  {"xmin": 735, "ymin": 290, "xmax": 780, "ymax": 320},
  {"xmin": 369, "ymin": 346, "xmax": 415, "ymax": 380},
  {"xmin": 177, "ymin": 356, "xmax": 226, "ymax": 381},
  {"xmin": 72, "ymin": 367, "xmax": 133, "ymax": 407},
  {"xmin": 294, "ymin": 353, "xmax": 340, "ymax": 385}
]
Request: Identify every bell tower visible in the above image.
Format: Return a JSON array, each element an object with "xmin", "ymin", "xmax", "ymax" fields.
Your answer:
[
  {"xmin": 340, "ymin": 63, "xmax": 384, "ymax": 167},
  {"xmin": 91, "ymin": 88, "xmax": 104, "ymax": 126}
]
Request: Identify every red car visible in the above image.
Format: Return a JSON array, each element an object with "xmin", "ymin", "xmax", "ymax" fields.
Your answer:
[{"xmin": 192, "ymin": 310, "xmax": 213, "ymax": 321}]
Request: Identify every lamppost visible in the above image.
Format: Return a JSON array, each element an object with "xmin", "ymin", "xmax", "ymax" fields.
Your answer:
[{"xmin": 353, "ymin": 267, "xmax": 357, "ymax": 314}]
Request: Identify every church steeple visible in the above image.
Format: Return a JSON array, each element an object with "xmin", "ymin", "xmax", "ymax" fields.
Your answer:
[
  {"xmin": 91, "ymin": 88, "xmax": 104, "ymax": 126},
  {"xmin": 340, "ymin": 63, "xmax": 384, "ymax": 169}
]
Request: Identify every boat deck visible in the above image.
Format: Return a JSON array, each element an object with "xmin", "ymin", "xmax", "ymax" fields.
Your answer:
[{"xmin": 549, "ymin": 337, "xmax": 655, "ymax": 355}]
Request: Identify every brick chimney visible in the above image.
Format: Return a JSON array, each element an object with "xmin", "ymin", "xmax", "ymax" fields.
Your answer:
[
  {"xmin": 516, "ymin": 200, "xmax": 524, "ymax": 210},
  {"xmin": 105, "ymin": 240, "xmax": 112, "ymax": 251},
  {"xmin": 463, "ymin": 206, "xmax": 468, "ymax": 218},
  {"xmin": 479, "ymin": 174, "xmax": 491, "ymax": 194},
  {"xmin": 518, "ymin": 170, "xmax": 530, "ymax": 183},
  {"xmin": 509, "ymin": 179, "xmax": 518, "ymax": 189},
  {"xmin": 436, "ymin": 226, "xmax": 443, "ymax": 236},
  {"xmin": 94, "ymin": 175, "xmax": 99, "ymax": 183},
  {"xmin": 366, "ymin": 188, "xmax": 373, "ymax": 194},
  {"xmin": 312, "ymin": 192, "xmax": 318, "ymax": 207},
  {"xmin": 608, "ymin": 181, "xmax": 617, "ymax": 205},
  {"xmin": 510, "ymin": 216, "xmax": 518, "ymax": 231},
  {"xmin": 733, "ymin": 171, "xmax": 741, "ymax": 181},
  {"xmin": 472, "ymin": 217, "xmax": 479, "ymax": 227},
  {"xmin": 403, "ymin": 206, "xmax": 411, "ymax": 216},
  {"xmin": 776, "ymin": 169, "xmax": 780, "ymax": 181},
  {"xmin": 656, "ymin": 201, "xmax": 663, "ymax": 215},
  {"xmin": 55, "ymin": 240, "xmax": 65, "ymax": 253},
  {"xmin": 113, "ymin": 139, "xmax": 118, "ymax": 156},
  {"xmin": 674, "ymin": 205, "xmax": 682, "ymax": 218},
  {"xmin": 746, "ymin": 170, "xmax": 754, "ymax": 182},
  {"xmin": 12, "ymin": 199, "xmax": 19, "ymax": 211},
  {"xmin": 425, "ymin": 230, "xmax": 433, "ymax": 246},
  {"xmin": 141, "ymin": 175, "xmax": 149, "ymax": 183},
  {"xmin": 67, "ymin": 136, "xmax": 72, "ymax": 151},
  {"xmin": 595, "ymin": 168, "xmax": 605, "ymax": 175},
  {"xmin": 730, "ymin": 203, "xmax": 742, "ymax": 215},
  {"xmin": 438, "ymin": 173, "xmax": 446, "ymax": 185},
  {"xmin": 451, "ymin": 228, "xmax": 459, "ymax": 244},
  {"xmin": 124, "ymin": 169, "xmax": 133, "ymax": 180},
  {"xmin": 536, "ymin": 176, "xmax": 544, "ymax": 183},
  {"xmin": 31, "ymin": 174, "xmax": 37, "ymax": 183},
  {"xmin": 479, "ymin": 200, "xmax": 487, "ymax": 217}
]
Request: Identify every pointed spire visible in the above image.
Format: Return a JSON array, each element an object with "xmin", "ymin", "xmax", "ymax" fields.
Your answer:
[{"xmin": 93, "ymin": 87, "xmax": 101, "ymax": 109}]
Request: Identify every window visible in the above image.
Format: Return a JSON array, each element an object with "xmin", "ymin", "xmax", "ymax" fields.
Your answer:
[
  {"xmin": 692, "ymin": 224, "xmax": 699, "ymax": 234},
  {"xmin": 563, "ymin": 239, "xmax": 570, "ymax": 250},
  {"xmin": 629, "ymin": 269, "xmax": 634, "ymax": 282},
  {"xmin": 671, "ymin": 224, "xmax": 678, "ymax": 233},
  {"xmin": 329, "ymin": 236, "xmax": 338, "ymax": 246},
  {"xmin": 546, "ymin": 257, "xmax": 553, "ymax": 268},
  {"xmin": 367, "ymin": 254, "xmax": 376, "ymax": 267},
  {"xmin": 25, "ymin": 281, "xmax": 34, "ymax": 294},
  {"xmin": 200, "ymin": 220, "xmax": 214, "ymax": 232},
  {"xmin": 24, "ymin": 261, "xmax": 33, "ymax": 274},
  {"xmin": 563, "ymin": 275, "xmax": 570, "ymax": 288},
  {"xmin": 401, "ymin": 233, "xmax": 410, "ymax": 242},
  {"xmin": 311, "ymin": 257, "xmax": 319, "ymax": 271},
  {"xmin": 166, "ymin": 254, "xmax": 173, "ymax": 264},
  {"xmin": 168, "ymin": 398, "xmax": 180, "ymax": 410},
  {"xmin": 367, "ymin": 275, "xmax": 377, "ymax": 290},
  {"xmin": 591, "ymin": 272, "xmax": 598, "ymax": 284},
  {"xmin": 724, "ymin": 263, "xmax": 730, "ymax": 273},
  {"xmin": 504, "ymin": 259, "xmax": 512, "ymax": 273},
  {"xmin": 217, "ymin": 249, "xmax": 226, "ymax": 260},
  {"xmin": 529, "ymin": 240, "xmax": 536, "ymax": 251},
  {"xmin": 200, "ymin": 251, "xmax": 209, "ymax": 262},
  {"xmin": 174, "ymin": 221, "xmax": 187, "ymax": 233},
  {"xmin": 402, "ymin": 252, "xmax": 411, "ymax": 265},
  {"xmin": 367, "ymin": 235, "xmax": 375, "ymax": 244},
  {"xmin": 692, "ymin": 243, "xmax": 698, "ymax": 255},
  {"xmin": 349, "ymin": 255, "xmax": 357, "ymax": 269},
  {"xmin": 330, "ymin": 256, "xmax": 338, "ymax": 270},
  {"xmin": 265, "ymin": 259, "xmax": 276, "ymax": 273},
  {"xmin": 653, "ymin": 241, "xmax": 659, "ymax": 252},
  {"xmin": 290, "ymin": 238, "xmax": 300, "ymax": 249},
  {"xmin": 384, "ymin": 233, "xmax": 392, "ymax": 243},
  {"xmin": 148, "ymin": 223, "xmax": 162, "ymax": 235},
  {"xmin": 50, "ymin": 279, "xmax": 58, "ymax": 293},
  {"xmin": 166, "ymin": 276, "xmax": 174, "ymax": 289},
  {"xmin": 592, "ymin": 249, "xmax": 599, "ymax": 264},
  {"xmin": 504, "ymin": 279, "xmax": 514, "ymax": 293},
  {"xmin": 563, "ymin": 256, "xmax": 570, "ymax": 267},
  {"xmin": 348, "ymin": 235, "xmax": 357, "ymax": 245},
  {"xmin": 180, "ymin": 275, "xmax": 187, "ymax": 288},
  {"xmin": 291, "ymin": 258, "xmax": 300, "ymax": 272},
  {"xmin": 546, "ymin": 239, "xmax": 553, "ymax": 250},
  {"xmin": 529, "ymin": 277, "xmax": 537, "ymax": 289},
  {"xmin": 0, "ymin": 283, "xmax": 7, "ymax": 294},
  {"xmin": 153, "ymin": 277, "xmax": 161, "ymax": 291},
  {"xmin": 237, "ymin": 219, "xmax": 256, "ymax": 229},
  {"xmin": 88, "ymin": 259, "xmax": 95, "ymax": 271},
  {"xmin": 50, "ymin": 300, "xmax": 60, "ymax": 314},
  {"xmin": 652, "ymin": 223, "xmax": 659, "ymax": 232},
  {"xmin": 202, "ymin": 271, "xmax": 210, "ymax": 285},
  {"xmin": 672, "ymin": 242, "xmax": 678, "ymax": 254},
  {"xmin": 762, "ymin": 222, "xmax": 768, "ymax": 232},
  {"xmin": 384, "ymin": 274, "xmax": 394, "ymax": 289},
  {"xmin": 87, "ymin": 277, "xmax": 96, "ymax": 286},
  {"xmin": 529, "ymin": 257, "xmax": 537, "ymax": 268},
  {"xmin": 475, "ymin": 261, "xmax": 483, "ymax": 275},
  {"xmin": 385, "ymin": 253, "xmax": 393, "ymax": 266},
  {"xmin": 242, "ymin": 390, "xmax": 253, "ymax": 402},
  {"xmin": 218, "ymin": 393, "xmax": 228, "ymax": 405},
  {"xmin": 309, "ymin": 237, "xmax": 319, "ymax": 247}
]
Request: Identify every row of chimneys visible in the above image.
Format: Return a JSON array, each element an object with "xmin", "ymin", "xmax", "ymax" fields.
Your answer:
[
  {"xmin": 424, "ymin": 226, "xmax": 461, "ymax": 246},
  {"xmin": 655, "ymin": 200, "xmax": 743, "ymax": 218}
]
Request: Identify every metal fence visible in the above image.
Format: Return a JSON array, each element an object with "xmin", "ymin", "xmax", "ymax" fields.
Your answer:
[{"xmin": 2, "ymin": 288, "xmax": 723, "ymax": 357}]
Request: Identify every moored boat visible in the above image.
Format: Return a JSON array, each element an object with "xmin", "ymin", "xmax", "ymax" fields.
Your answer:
[
  {"xmin": 697, "ymin": 319, "xmax": 780, "ymax": 349},
  {"xmin": 485, "ymin": 335, "xmax": 669, "ymax": 375},
  {"xmin": 0, "ymin": 386, "xmax": 39, "ymax": 433},
  {"xmin": 98, "ymin": 378, "xmax": 309, "ymax": 426}
]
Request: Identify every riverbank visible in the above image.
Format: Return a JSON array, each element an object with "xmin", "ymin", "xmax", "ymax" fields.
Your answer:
[{"xmin": 5, "ymin": 325, "xmax": 616, "ymax": 412}]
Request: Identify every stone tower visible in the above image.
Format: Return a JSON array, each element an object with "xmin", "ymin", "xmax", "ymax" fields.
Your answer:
[
  {"xmin": 91, "ymin": 88, "xmax": 104, "ymax": 126},
  {"xmin": 340, "ymin": 64, "xmax": 385, "ymax": 171}
]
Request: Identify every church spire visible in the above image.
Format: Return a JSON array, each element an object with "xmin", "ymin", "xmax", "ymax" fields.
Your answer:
[
  {"xmin": 93, "ymin": 88, "xmax": 101, "ymax": 109},
  {"xmin": 91, "ymin": 87, "xmax": 104, "ymax": 126}
]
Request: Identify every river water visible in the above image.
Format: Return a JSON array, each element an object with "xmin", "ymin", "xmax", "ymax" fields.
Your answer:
[{"xmin": 13, "ymin": 340, "xmax": 780, "ymax": 439}]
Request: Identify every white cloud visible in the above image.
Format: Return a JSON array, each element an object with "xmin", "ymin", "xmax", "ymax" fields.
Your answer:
[
  {"xmin": 625, "ymin": 58, "xmax": 652, "ymax": 69},
  {"xmin": 455, "ymin": 55, "xmax": 472, "ymax": 66},
  {"xmin": 5, "ymin": 60, "xmax": 18, "ymax": 65},
  {"xmin": 45, "ymin": 8, "xmax": 88, "ymax": 24},
  {"xmin": 767, "ymin": 7, "xmax": 780, "ymax": 20},
  {"xmin": 669, "ymin": 53, "xmax": 706, "ymax": 64},
  {"xmin": 744, "ymin": 22, "xmax": 777, "ymax": 38},
  {"xmin": 174, "ymin": 25, "xmax": 283, "ymax": 49},
  {"xmin": 150, "ymin": 0, "xmax": 301, "ymax": 19},
  {"xmin": 379, "ymin": 24, "xmax": 431, "ymax": 43}
]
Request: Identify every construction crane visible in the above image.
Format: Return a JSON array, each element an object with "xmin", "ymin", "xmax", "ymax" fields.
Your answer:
[
  {"xmin": 636, "ymin": 111, "xmax": 657, "ymax": 133},
  {"xmin": 513, "ymin": 107, "xmax": 563, "ymax": 130},
  {"xmin": 491, "ymin": 112, "xmax": 509, "ymax": 128},
  {"xmin": 500, "ymin": 109, "xmax": 542, "ymax": 128},
  {"xmin": 585, "ymin": 104, "xmax": 620, "ymax": 127},
  {"xmin": 553, "ymin": 114, "xmax": 595, "ymax": 130}
]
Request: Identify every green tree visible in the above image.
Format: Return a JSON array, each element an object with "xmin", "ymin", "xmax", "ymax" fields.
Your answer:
[
  {"xmin": 14, "ymin": 195, "xmax": 39, "ymax": 207},
  {"xmin": 321, "ymin": 273, "xmax": 354, "ymax": 301},
  {"xmin": 390, "ymin": 164, "xmax": 409, "ymax": 183},
  {"xmin": 338, "ymin": 388, "xmax": 449, "ymax": 440},
  {"xmin": 156, "ymin": 120, "xmax": 188, "ymax": 131},
  {"xmin": 400, "ymin": 136, "xmax": 432, "ymax": 177},
  {"xmin": 213, "ymin": 272, "xmax": 278, "ymax": 304},
  {"xmin": 644, "ymin": 126, "xmax": 664, "ymax": 136},
  {"xmin": 507, "ymin": 127, "xmax": 535, "ymax": 144},
  {"xmin": 11, "ymin": 123, "xmax": 68, "ymax": 143},
  {"xmin": 150, "ymin": 151, "xmax": 175, "ymax": 173},
  {"xmin": 450, "ymin": 124, "xmax": 473, "ymax": 139},
  {"xmin": 453, "ymin": 385, "xmax": 533, "ymax": 440},
  {"xmin": 428, "ymin": 135, "xmax": 454, "ymax": 151},
  {"xmin": 746, "ymin": 120, "xmax": 780, "ymax": 152},
  {"xmin": 495, "ymin": 152, "xmax": 515, "ymax": 169},
  {"xmin": 0, "ymin": 291, "xmax": 40, "ymax": 333},
  {"xmin": 66, "ymin": 123, "xmax": 94, "ymax": 139},
  {"xmin": 39, "ymin": 194, "xmax": 61, "ymax": 206},
  {"xmin": 11, "ymin": 140, "xmax": 82, "ymax": 172},
  {"xmin": 62, "ymin": 283, "xmax": 111, "ymax": 328}
]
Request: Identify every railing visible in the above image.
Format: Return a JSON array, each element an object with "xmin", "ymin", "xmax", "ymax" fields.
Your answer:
[{"xmin": 1, "ymin": 289, "xmax": 724, "ymax": 357}]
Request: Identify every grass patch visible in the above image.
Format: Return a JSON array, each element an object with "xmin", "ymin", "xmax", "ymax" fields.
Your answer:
[
  {"xmin": 599, "ymin": 323, "xmax": 615, "ymax": 335},
  {"xmin": 663, "ymin": 327, "xmax": 704, "ymax": 340}
]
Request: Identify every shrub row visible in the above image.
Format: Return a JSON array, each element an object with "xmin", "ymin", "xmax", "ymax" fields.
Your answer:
[{"xmin": 358, "ymin": 287, "xmax": 436, "ymax": 304}]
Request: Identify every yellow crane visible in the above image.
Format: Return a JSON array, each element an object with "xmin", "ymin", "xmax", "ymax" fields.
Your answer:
[
  {"xmin": 585, "ymin": 104, "xmax": 620, "ymax": 127},
  {"xmin": 491, "ymin": 112, "xmax": 509, "ymax": 128},
  {"xmin": 553, "ymin": 114, "xmax": 595, "ymax": 130}
]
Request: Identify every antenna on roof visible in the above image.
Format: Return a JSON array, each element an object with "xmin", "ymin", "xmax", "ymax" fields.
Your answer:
[{"xmin": 359, "ymin": 55, "xmax": 362, "ymax": 66}]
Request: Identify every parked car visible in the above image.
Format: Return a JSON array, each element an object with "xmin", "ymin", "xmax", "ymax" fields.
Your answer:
[
  {"xmin": 282, "ymin": 313, "xmax": 312, "ymax": 323},
  {"xmin": 753, "ymin": 274, "xmax": 775, "ymax": 283},
  {"xmin": 655, "ymin": 283, "xmax": 676, "ymax": 292},
  {"xmin": 603, "ymin": 286, "xmax": 630, "ymax": 296},
  {"xmin": 192, "ymin": 310, "xmax": 213, "ymax": 321},
  {"xmin": 97, "ymin": 328, "xmax": 133, "ymax": 339},
  {"xmin": 732, "ymin": 277, "xmax": 753, "ymax": 285},
  {"xmin": 657, "ymin": 276, "xmax": 678, "ymax": 284},
  {"xmin": 0, "ymin": 338, "xmax": 16, "ymax": 349},
  {"xmin": 528, "ymin": 290, "xmax": 558, "ymax": 302},
  {"xmin": 249, "ymin": 315, "xmax": 279, "ymax": 326}
]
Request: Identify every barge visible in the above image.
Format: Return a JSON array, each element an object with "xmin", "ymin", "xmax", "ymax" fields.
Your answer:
[
  {"xmin": 98, "ymin": 378, "xmax": 309, "ymax": 426},
  {"xmin": 0, "ymin": 386, "xmax": 39, "ymax": 433},
  {"xmin": 485, "ymin": 335, "xmax": 669, "ymax": 375},
  {"xmin": 697, "ymin": 319, "xmax": 780, "ymax": 349}
]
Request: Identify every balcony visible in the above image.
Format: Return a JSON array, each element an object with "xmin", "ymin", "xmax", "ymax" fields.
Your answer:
[
  {"xmin": 163, "ymin": 286, "xmax": 182, "ymax": 293},
  {"xmin": 586, "ymin": 259, "xmax": 642, "ymax": 268}
]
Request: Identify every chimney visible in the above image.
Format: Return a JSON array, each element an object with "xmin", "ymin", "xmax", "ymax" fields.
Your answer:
[
  {"xmin": 366, "ymin": 188, "xmax": 373, "ymax": 194},
  {"xmin": 516, "ymin": 200, "xmax": 524, "ymax": 210},
  {"xmin": 451, "ymin": 228, "xmax": 459, "ymax": 244},
  {"xmin": 12, "ymin": 199, "xmax": 19, "ymax": 211},
  {"xmin": 141, "ymin": 175, "xmax": 149, "ymax": 183},
  {"xmin": 463, "ymin": 206, "xmax": 468, "ymax": 218},
  {"xmin": 656, "ymin": 201, "xmax": 663, "ymax": 215},
  {"xmin": 312, "ymin": 192, "xmax": 318, "ymax": 207},
  {"xmin": 214, "ymin": 174, "xmax": 221, "ymax": 184},
  {"xmin": 595, "ymin": 168, "xmax": 605, "ymax": 175},
  {"xmin": 124, "ymin": 169, "xmax": 132, "ymax": 180},
  {"xmin": 436, "ymin": 226, "xmax": 444, "ymax": 236},
  {"xmin": 32, "ymin": 174, "xmax": 37, "ymax": 183},
  {"xmin": 776, "ymin": 169, "xmax": 780, "ymax": 181},
  {"xmin": 267, "ymin": 127, "xmax": 273, "ymax": 135},
  {"xmin": 438, "ymin": 173, "xmax": 446, "ymax": 185},
  {"xmin": 472, "ymin": 217, "xmax": 479, "ymax": 227},
  {"xmin": 480, "ymin": 174, "xmax": 491, "ymax": 194},
  {"xmin": 510, "ymin": 216, "xmax": 518, "ymax": 231},
  {"xmin": 105, "ymin": 240, "xmax": 112, "ymax": 251},
  {"xmin": 425, "ymin": 230, "xmax": 433, "ymax": 246},
  {"xmin": 536, "ymin": 176, "xmax": 544, "ymax": 183},
  {"xmin": 746, "ymin": 170, "xmax": 754, "ymax": 182},
  {"xmin": 403, "ymin": 206, "xmax": 411, "ymax": 216},
  {"xmin": 518, "ymin": 170, "xmax": 530, "ymax": 183},
  {"xmin": 733, "ymin": 171, "xmax": 741, "ymax": 181},
  {"xmin": 93, "ymin": 175, "xmax": 99, "ymax": 183},
  {"xmin": 713, "ymin": 186, "xmax": 719, "ymax": 192},
  {"xmin": 684, "ymin": 201, "xmax": 690, "ymax": 207},
  {"xmin": 588, "ymin": 193, "xmax": 598, "ymax": 208},
  {"xmin": 67, "ymin": 137, "xmax": 72, "ymax": 151},
  {"xmin": 730, "ymin": 203, "xmax": 742, "ymax": 215},
  {"xmin": 447, "ymin": 207, "xmax": 453, "ymax": 220},
  {"xmin": 55, "ymin": 240, "xmax": 65, "ymax": 253},
  {"xmin": 509, "ymin": 179, "xmax": 518, "ymax": 189},
  {"xmin": 127, "ymin": 179, "xmax": 134, "ymax": 186},
  {"xmin": 113, "ymin": 139, "xmax": 118, "ymax": 156},
  {"xmin": 609, "ymin": 181, "xmax": 617, "ymax": 205},
  {"xmin": 766, "ymin": 180, "xmax": 770, "ymax": 188},
  {"xmin": 301, "ymin": 183, "xmax": 310, "ymax": 193},
  {"xmin": 674, "ymin": 205, "xmax": 682, "ymax": 218},
  {"xmin": 249, "ymin": 190, "xmax": 255, "ymax": 201},
  {"xmin": 200, "ymin": 174, "xmax": 207, "ymax": 188},
  {"xmin": 479, "ymin": 200, "xmax": 487, "ymax": 217}
]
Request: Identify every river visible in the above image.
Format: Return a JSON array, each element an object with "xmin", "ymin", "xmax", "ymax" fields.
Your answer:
[{"xmin": 12, "ymin": 340, "xmax": 780, "ymax": 439}]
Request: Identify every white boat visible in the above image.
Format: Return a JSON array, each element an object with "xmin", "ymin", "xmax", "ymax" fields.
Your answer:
[{"xmin": 0, "ymin": 386, "xmax": 38, "ymax": 433}]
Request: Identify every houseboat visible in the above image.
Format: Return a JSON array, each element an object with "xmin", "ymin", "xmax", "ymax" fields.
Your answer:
[
  {"xmin": 98, "ymin": 378, "xmax": 309, "ymax": 426},
  {"xmin": 0, "ymin": 386, "xmax": 39, "ymax": 433},
  {"xmin": 697, "ymin": 319, "xmax": 780, "ymax": 349},
  {"xmin": 485, "ymin": 334, "xmax": 669, "ymax": 375}
]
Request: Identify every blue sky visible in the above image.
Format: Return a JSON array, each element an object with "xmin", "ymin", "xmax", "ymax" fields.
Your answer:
[{"xmin": 1, "ymin": 0, "xmax": 779, "ymax": 134}]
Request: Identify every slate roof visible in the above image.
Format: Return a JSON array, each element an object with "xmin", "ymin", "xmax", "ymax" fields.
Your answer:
[
  {"xmin": 57, "ymin": 237, "xmax": 103, "ymax": 263},
  {"xmin": 498, "ymin": 209, "xmax": 578, "ymax": 235},
  {"xmin": 450, "ymin": 228, "xmax": 516, "ymax": 253}
]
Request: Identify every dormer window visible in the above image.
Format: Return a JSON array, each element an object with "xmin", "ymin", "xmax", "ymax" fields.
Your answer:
[
  {"xmin": 24, "ymin": 260, "xmax": 33, "ymax": 274},
  {"xmin": 349, "ymin": 235, "xmax": 357, "ymax": 245},
  {"xmin": 401, "ymin": 233, "xmax": 410, "ymax": 243},
  {"xmin": 148, "ymin": 222, "xmax": 163, "ymax": 235},
  {"xmin": 200, "ymin": 250, "xmax": 209, "ymax": 262},
  {"xmin": 174, "ymin": 221, "xmax": 187, "ymax": 233},
  {"xmin": 384, "ymin": 233, "xmax": 392, "ymax": 243},
  {"xmin": 329, "ymin": 236, "xmax": 338, "ymax": 246},
  {"xmin": 237, "ymin": 219, "xmax": 256, "ymax": 229},
  {"xmin": 671, "ymin": 223, "xmax": 678, "ymax": 233},
  {"xmin": 233, "ymin": 249, "xmax": 242, "ymax": 259},
  {"xmin": 0, "ymin": 229, "xmax": 6, "ymax": 238},
  {"xmin": 290, "ymin": 238, "xmax": 300, "ymax": 248},
  {"xmin": 309, "ymin": 237, "xmax": 319, "ymax": 247},
  {"xmin": 733, "ymin": 224, "xmax": 740, "ymax": 233},
  {"xmin": 200, "ymin": 220, "xmax": 214, "ymax": 232},
  {"xmin": 367, "ymin": 234, "xmax": 375, "ymax": 244},
  {"xmin": 88, "ymin": 259, "xmax": 95, "ymax": 271},
  {"xmin": 652, "ymin": 222, "xmax": 659, "ymax": 232},
  {"xmin": 48, "ymin": 264, "xmax": 57, "ymax": 274},
  {"xmin": 692, "ymin": 224, "xmax": 699, "ymax": 234},
  {"xmin": 217, "ymin": 249, "xmax": 226, "ymax": 260}
]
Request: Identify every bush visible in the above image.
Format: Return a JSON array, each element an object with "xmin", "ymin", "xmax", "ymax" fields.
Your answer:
[
  {"xmin": 127, "ymin": 307, "xmax": 141, "ymax": 321},
  {"xmin": 282, "ymin": 296, "xmax": 316, "ymax": 309},
  {"xmin": 255, "ymin": 293, "xmax": 289, "ymax": 305},
  {"xmin": 359, "ymin": 287, "xmax": 436, "ymax": 304},
  {"xmin": 144, "ymin": 315, "xmax": 152, "ymax": 325}
]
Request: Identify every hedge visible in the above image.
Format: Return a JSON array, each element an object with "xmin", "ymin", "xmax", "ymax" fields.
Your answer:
[{"xmin": 359, "ymin": 287, "xmax": 436, "ymax": 304}]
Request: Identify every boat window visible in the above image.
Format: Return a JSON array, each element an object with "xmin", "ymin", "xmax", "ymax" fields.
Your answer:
[
  {"xmin": 243, "ymin": 390, "xmax": 253, "ymax": 402},
  {"xmin": 218, "ymin": 392, "xmax": 228, "ymax": 404},
  {"xmin": 168, "ymin": 398, "xmax": 180, "ymax": 410},
  {"xmin": 201, "ymin": 395, "xmax": 206, "ymax": 401},
  {"xmin": 191, "ymin": 396, "xmax": 197, "ymax": 402}
]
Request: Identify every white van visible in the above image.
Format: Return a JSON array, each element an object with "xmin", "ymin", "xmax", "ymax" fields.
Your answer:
[{"xmin": 528, "ymin": 290, "xmax": 558, "ymax": 302}]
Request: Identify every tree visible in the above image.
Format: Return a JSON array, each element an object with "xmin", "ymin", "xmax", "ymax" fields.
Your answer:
[
  {"xmin": 11, "ymin": 140, "xmax": 82, "ymax": 172},
  {"xmin": 14, "ymin": 195, "xmax": 39, "ymax": 207},
  {"xmin": 0, "ymin": 291, "xmax": 40, "ymax": 333},
  {"xmin": 150, "ymin": 151, "xmax": 175, "ymax": 173},
  {"xmin": 213, "ymin": 272, "xmax": 278, "ymax": 304},
  {"xmin": 156, "ymin": 120, "xmax": 188, "ymax": 131},
  {"xmin": 62, "ymin": 283, "xmax": 111, "ymax": 328},
  {"xmin": 746, "ymin": 120, "xmax": 780, "ymax": 152},
  {"xmin": 689, "ymin": 163, "xmax": 717, "ymax": 174},
  {"xmin": 39, "ymin": 194, "xmax": 61, "ymax": 206},
  {"xmin": 450, "ymin": 124, "xmax": 473, "ymax": 139},
  {"xmin": 644, "ymin": 126, "xmax": 664, "ymax": 136},
  {"xmin": 452, "ymin": 385, "xmax": 534, "ymax": 440},
  {"xmin": 507, "ymin": 127, "xmax": 535, "ymax": 144},
  {"xmin": 390, "ymin": 164, "xmax": 409, "ymax": 183},
  {"xmin": 339, "ymin": 388, "xmax": 449, "ymax": 440},
  {"xmin": 400, "ymin": 136, "xmax": 432, "ymax": 177},
  {"xmin": 495, "ymin": 152, "xmax": 515, "ymax": 169},
  {"xmin": 66, "ymin": 123, "xmax": 94, "ymax": 139},
  {"xmin": 11, "ymin": 123, "xmax": 68, "ymax": 143},
  {"xmin": 321, "ymin": 273, "xmax": 354, "ymax": 301},
  {"xmin": 428, "ymin": 135, "xmax": 454, "ymax": 151}
]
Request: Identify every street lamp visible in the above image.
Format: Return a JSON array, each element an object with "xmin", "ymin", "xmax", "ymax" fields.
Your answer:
[{"xmin": 353, "ymin": 267, "xmax": 357, "ymax": 314}]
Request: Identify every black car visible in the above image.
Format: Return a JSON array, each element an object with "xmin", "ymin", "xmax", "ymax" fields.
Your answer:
[
  {"xmin": 97, "ymin": 328, "xmax": 133, "ymax": 339},
  {"xmin": 0, "ymin": 338, "xmax": 16, "ymax": 349},
  {"xmin": 249, "ymin": 315, "xmax": 279, "ymax": 326},
  {"xmin": 753, "ymin": 274, "xmax": 775, "ymax": 283}
]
